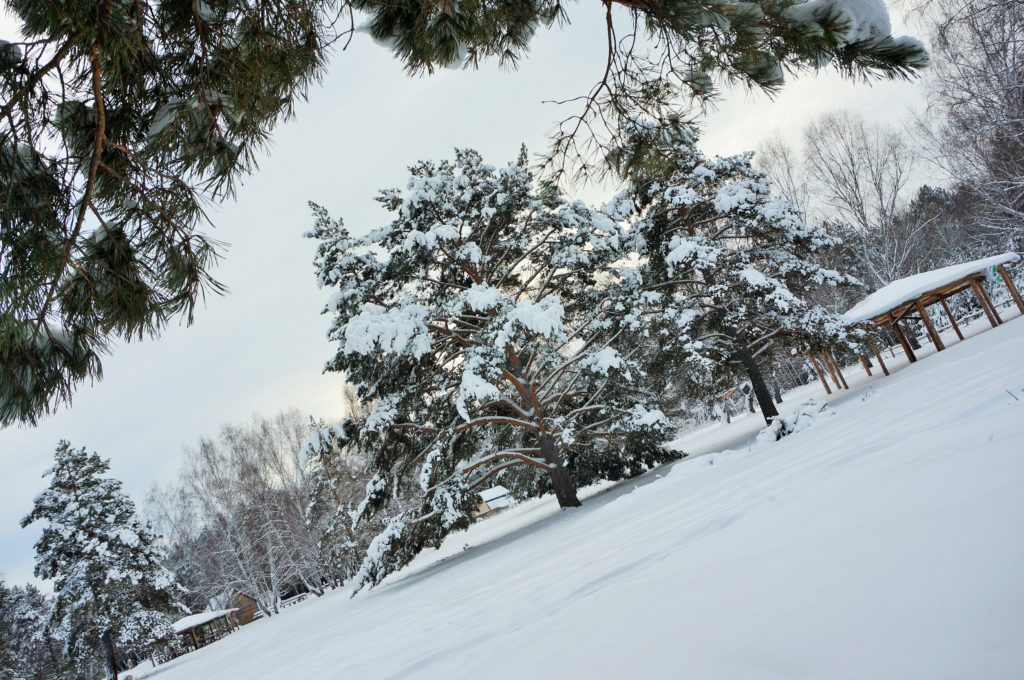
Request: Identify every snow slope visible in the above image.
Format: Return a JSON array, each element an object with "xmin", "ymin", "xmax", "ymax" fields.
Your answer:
[{"xmin": 131, "ymin": 318, "xmax": 1024, "ymax": 680}]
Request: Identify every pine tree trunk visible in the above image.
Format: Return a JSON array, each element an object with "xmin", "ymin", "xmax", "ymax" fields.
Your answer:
[
  {"xmin": 540, "ymin": 434, "xmax": 581, "ymax": 508},
  {"xmin": 101, "ymin": 628, "xmax": 118, "ymax": 680},
  {"xmin": 727, "ymin": 328, "xmax": 779, "ymax": 425}
]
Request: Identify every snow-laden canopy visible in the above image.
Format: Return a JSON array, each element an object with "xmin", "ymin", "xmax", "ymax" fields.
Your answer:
[
  {"xmin": 844, "ymin": 253, "xmax": 1022, "ymax": 323},
  {"xmin": 172, "ymin": 609, "xmax": 237, "ymax": 634}
]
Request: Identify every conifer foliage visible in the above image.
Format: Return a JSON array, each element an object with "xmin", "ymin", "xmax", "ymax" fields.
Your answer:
[
  {"xmin": 21, "ymin": 441, "xmax": 180, "ymax": 680},
  {"xmin": 355, "ymin": 0, "xmax": 928, "ymax": 179},
  {"xmin": 0, "ymin": 0, "xmax": 342, "ymax": 426},
  {"xmin": 308, "ymin": 149, "xmax": 677, "ymax": 590}
]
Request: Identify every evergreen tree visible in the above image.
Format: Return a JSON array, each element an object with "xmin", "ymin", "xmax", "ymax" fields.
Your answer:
[
  {"xmin": 615, "ymin": 119, "xmax": 861, "ymax": 423},
  {"xmin": 20, "ymin": 441, "xmax": 181, "ymax": 680},
  {"xmin": 308, "ymin": 148, "xmax": 676, "ymax": 590},
  {"xmin": 0, "ymin": 580, "xmax": 69, "ymax": 680},
  {"xmin": 1, "ymin": 0, "xmax": 926, "ymax": 428}
]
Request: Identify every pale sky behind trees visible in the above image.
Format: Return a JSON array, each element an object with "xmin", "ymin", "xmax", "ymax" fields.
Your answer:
[{"xmin": 0, "ymin": 3, "xmax": 924, "ymax": 587}]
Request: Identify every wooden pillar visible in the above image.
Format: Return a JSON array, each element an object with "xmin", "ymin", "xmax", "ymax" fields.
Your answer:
[
  {"xmin": 827, "ymin": 350, "xmax": 850, "ymax": 389},
  {"xmin": 978, "ymin": 279, "xmax": 1003, "ymax": 324},
  {"xmin": 807, "ymin": 352, "xmax": 832, "ymax": 395},
  {"xmin": 189, "ymin": 628, "xmax": 198, "ymax": 650},
  {"xmin": 915, "ymin": 300, "xmax": 945, "ymax": 351},
  {"xmin": 891, "ymin": 317, "xmax": 917, "ymax": 363},
  {"xmin": 820, "ymin": 351, "xmax": 843, "ymax": 390},
  {"xmin": 858, "ymin": 354, "xmax": 873, "ymax": 377},
  {"xmin": 939, "ymin": 298, "xmax": 964, "ymax": 341},
  {"xmin": 867, "ymin": 337, "xmax": 889, "ymax": 376},
  {"xmin": 997, "ymin": 264, "xmax": 1024, "ymax": 314},
  {"xmin": 970, "ymin": 279, "xmax": 1000, "ymax": 327}
]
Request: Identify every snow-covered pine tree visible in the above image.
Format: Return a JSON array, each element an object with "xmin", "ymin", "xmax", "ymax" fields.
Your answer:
[
  {"xmin": 308, "ymin": 148, "xmax": 676, "ymax": 590},
  {"xmin": 0, "ymin": 580, "xmax": 69, "ymax": 679},
  {"xmin": 614, "ymin": 120, "xmax": 861, "ymax": 423},
  {"xmin": 21, "ymin": 441, "xmax": 181, "ymax": 680}
]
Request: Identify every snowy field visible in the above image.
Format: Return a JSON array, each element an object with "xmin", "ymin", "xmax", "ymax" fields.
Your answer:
[{"xmin": 128, "ymin": 315, "xmax": 1024, "ymax": 680}]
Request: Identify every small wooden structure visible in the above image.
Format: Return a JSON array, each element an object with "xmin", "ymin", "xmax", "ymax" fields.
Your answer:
[
  {"xmin": 223, "ymin": 590, "xmax": 261, "ymax": 626},
  {"xmin": 152, "ymin": 609, "xmax": 238, "ymax": 666},
  {"xmin": 807, "ymin": 253, "xmax": 1024, "ymax": 395},
  {"xmin": 473, "ymin": 485, "xmax": 512, "ymax": 518}
]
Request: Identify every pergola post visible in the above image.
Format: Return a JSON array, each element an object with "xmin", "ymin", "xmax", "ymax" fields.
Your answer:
[
  {"xmin": 891, "ymin": 316, "xmax": 917, "ymax": 363},
  {"xmin": 858, "ymin": 354, "xmax": 873, "ymax": 377},
  {"xmin": 997, "ymin": 264, "xmax": 1024, "ymax": 314},
  {"xmin": 915, "ymin": 300, "xmax": 945, "ymax": 351},
  {"xmin": 970, "ymin": 279, "xmax": 1000, "ymax": 327},
  {"xmin": 820, "ymin": 351, "xmax": 843, "ymax": 390},
  {"xmin": 939, "ymin": 298, "xmax": 964, "ymax": 341},
  {"xmin": 807, "ymin": 352, "xmax": 832, "ymax": 395},
  {"xmin": 867, "ymin": 337, "xmax": 889, "ymax": 376},
  {"xmin": 827, "ymin": 350, "xmax": 850, "ymax": 389}
]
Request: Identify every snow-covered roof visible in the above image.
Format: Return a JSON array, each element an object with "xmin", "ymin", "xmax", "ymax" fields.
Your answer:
[
  {"xmin": 479, "ymin": 485, "xmax": 509, "ymax": 503},
  {"xmin": 172, "ymin": 609, "xmax": 237, "ymax": 633},
  {"xmin": 486, "ymin": 496, "xmax": 512, "ymax": 510},
  {"xmin": 844, "ymin": 253, "xmax": 1021, "ymax": 323}
]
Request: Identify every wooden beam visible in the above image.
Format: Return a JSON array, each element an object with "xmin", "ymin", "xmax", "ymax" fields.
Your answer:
[
  {"xmin": 827, "ymin": 350, "xmax": 850, "ymax": 389},
  {"xmin": 858, "ymin": 354, "xmax": 873, "ymax": 377},
  {"xmin": 820, "ymin": 350, "xmax": 842, "ymax": 390},
  {"xmin": 807, "ymin": 352, "xmax": 832, "ymax": 395},
  {"xmin": 978, "ymin": 279, "xmax": 1003, "ymax": 324},
  {"xmin": 867, "ymin": 337, "xmax": 889, "ymax": 376},
  {"xmin": 915, "ymin": 300, "xmax": 945, "ymax": 351},
  {"xmin": 939, "ymin": 298, "xmax": 964, "ymax": 340},
  {"xmin": 891, "ymin": 316, "xmax": 917, "ymax": 363},
  {"xmin": 997, "ymin": 264, "xmax": 1024, "ymax": 314},
  {"xmin": 970, "ymin": 279, "xmax": 1000, "ymax": 327}
]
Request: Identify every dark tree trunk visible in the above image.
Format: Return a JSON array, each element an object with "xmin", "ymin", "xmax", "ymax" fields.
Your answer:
[
  {"xmin": 101, "ymin": 628, "xmax": 118, "ymax": 680},
  {"xmin": 727, "ymin": 328, "xmax": 779, "ymax": 425},
  {"xmin": 540, "ymin": 434, "xmax": 581, "ymax": 508},
  {"xmin": 906, "ymin": 322, "xmax": 922, "ymax": 350}
]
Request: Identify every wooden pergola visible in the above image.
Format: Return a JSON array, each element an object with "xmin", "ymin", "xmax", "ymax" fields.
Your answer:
[
  {"xmin": 152, "ymin": 608, "xmax": 239, "ymax": 666},
  {"xmin": 809, "ymin": 253, "xmax": 1024, "ymax": 396}
]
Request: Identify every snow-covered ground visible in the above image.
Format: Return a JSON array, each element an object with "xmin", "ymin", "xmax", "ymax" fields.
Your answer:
[{"xmin": 126, "ymin": 315, "xmax": 1024, "ymax": 680}]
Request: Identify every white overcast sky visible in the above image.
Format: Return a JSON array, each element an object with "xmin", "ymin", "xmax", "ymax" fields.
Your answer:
[{"xmin": 0, "ymin": 3, "xmax": 925, "ymax": 587}]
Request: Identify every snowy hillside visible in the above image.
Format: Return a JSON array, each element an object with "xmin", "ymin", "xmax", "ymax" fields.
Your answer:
[{"xmin": 128, "ymin": 318, "xmax": 1024, "ymax": 680}]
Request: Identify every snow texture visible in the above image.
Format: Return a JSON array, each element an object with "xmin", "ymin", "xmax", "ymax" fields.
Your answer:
[
  {"xmin": 844, "ymin": 252, "xmax": 1022, "ymax": 322},
  {"xmin": 342, "ymin": 303, "xmax": 431, "ymax": 358},
  {"xmin": 123, "ymin": 314, "xmax": 1024, "ymax": 680}
]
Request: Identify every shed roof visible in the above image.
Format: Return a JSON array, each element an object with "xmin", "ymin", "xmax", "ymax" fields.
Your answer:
[
  {"xmin": 479, "ymin": 485, "xmax": 510, "ymax": 502},
  {"xmin": 172, "ymin": 609, "xmax": 237, "ymax": 634},
  {"xmin": 844, "ymin": 253, "xmax": 1021, "ymax": 323}
]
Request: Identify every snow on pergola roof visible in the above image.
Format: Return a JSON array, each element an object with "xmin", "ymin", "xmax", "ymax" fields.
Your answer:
[
  {"xmin": 172, "ymin": 608, "xmax": 237, "ymax": 634},
  {"xmin": 844, "ymin": 253, "xmax": 1022, "ymax": 323}
]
